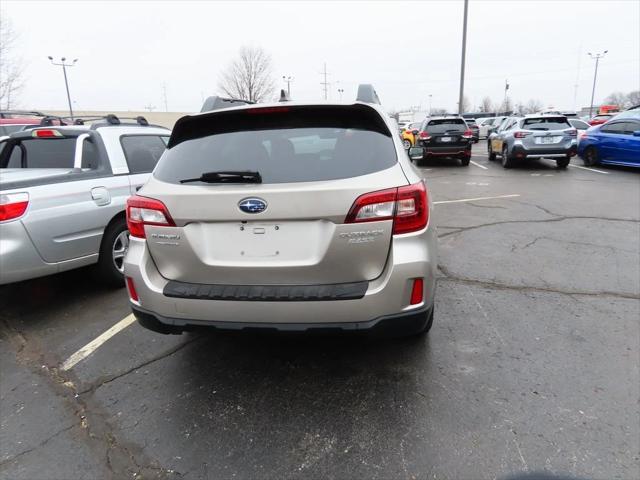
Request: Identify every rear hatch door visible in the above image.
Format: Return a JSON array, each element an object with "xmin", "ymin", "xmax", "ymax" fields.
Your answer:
[
  {"xmin": 425, "ymin": 118, "xmax": 468, "ymax": 147},
  {"xmin": 143, "ymin": 104, "xmax": 407, "ymax": 285}
]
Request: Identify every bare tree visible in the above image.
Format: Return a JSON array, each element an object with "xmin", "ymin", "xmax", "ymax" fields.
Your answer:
[
  {"xmin": 524, "ymin": 98, "xmax": 543, "ymax": 114},
  {"xmin": 604, "ymin": 91, "xmax": 629, "ymax": 108},
  {"xmin": 431, "ymin": 108, "xmax": 447, "ymax": 115},
  {"xmin": 218, "ymin": 46, "xmax": 275, "ymax": 103},
  {"xmin": 627, "ymin": 90, "xmax": 640, "ymax": 107},
  {"xmin": 478, "ymin": 96, "xmax": 494, "ymax": 113},
  {"xmin": 0, "ymin": 11, "xmax": 23, "ymax": 109}
]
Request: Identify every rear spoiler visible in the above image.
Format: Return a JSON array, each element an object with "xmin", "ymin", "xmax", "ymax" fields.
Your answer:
[{"xmin": 200, "ymin": 96, "xmax": 254, "ymax": 112}]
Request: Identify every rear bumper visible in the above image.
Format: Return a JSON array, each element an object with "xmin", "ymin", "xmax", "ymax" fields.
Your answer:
[
  {"xmin": 132, "ymin": 304, "xmax": 432, "ymax": 335},
  {"xmin": 417, "ymin": 142, "xmax": 472, "ymax": 156},
  {"xmin": 0, "ymin": 220, "xmax": 55, "ymax": 284},
  {"xmin": 511, "ymin": 144, "xmax": 577, "ymax": 158},
  {"xmin": 123, "ymin": 225, "xmax": 438, "ymax": 330}
]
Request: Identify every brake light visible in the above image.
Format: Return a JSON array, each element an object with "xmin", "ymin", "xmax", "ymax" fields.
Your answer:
[
  {"xmin": 345, "ymin": 182, "xmax": 428, "ymax": 235},
  {"xmin": 246, "ymin": 106, "xmax": 290, "ymax": 114},
  {"xmin": 410, "ymin": 278, "xmax": 424, "ymax": 305},
  {"xmin": 126, "ymin": 195, "xmax": 175, "ymax": 239},
  {"xmin": 462, "ymin": 129, "xmax": 474, "ymax": 139},
  {"xmin": 419, "ymin": 131, "xmax": 431, "ymax": 139},
  {"xmin": 566, "ymin": 129, "xmax": 577, "ymax": 137},
  {"xmin": 514, "ymin": 131, "xmax": 531, "ymax": 138},
  {"xmin": 32, "ymin": 129, "xmax": 63, "ymax": 138},
  {"xmin": 0, "ymin": 192, "xmax": 29, "ymax": 222}
]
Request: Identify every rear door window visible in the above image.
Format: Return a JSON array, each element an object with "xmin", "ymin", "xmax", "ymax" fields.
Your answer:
[
  {"xmin": 425, "ymin": 119, "xmax": 467, "ymax": 134},
  {"xmin": 601, "ymin": 122, "xmax": 626, "ymax": 134},
  {"xmin": 569, "ymin": 119, "xmax": 590, "ymax": 130},
  {"xmin": 522, "ymin": 117, "xmax": 570, "ymax": 131},
  {"xmin": 156, "ymin": 107, "xmax": 396, "ymax": 185},
  {"xmin": 121, "ymin": 135, "xmax": 169, "ymax": 174}
]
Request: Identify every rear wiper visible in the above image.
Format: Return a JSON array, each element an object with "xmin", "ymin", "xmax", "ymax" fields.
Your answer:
[{"xmin": 180, "ymin": 170, "xmax": 262, "ymax": 184}]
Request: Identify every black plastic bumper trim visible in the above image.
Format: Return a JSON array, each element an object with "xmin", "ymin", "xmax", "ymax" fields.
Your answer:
[
  {"xmin": 131, "ymin": 305, "xmax": 431, "ymax": 336},
  {"xmin": 163, "ymin": 280, "xmax": 368, "ymax": 302}
]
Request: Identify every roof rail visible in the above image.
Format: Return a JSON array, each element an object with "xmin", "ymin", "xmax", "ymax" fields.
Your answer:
[
  {"xmin": 0, "ymin": 110, "xmax": 46, "ymax": 119},
  {"xmin": 200, "ymin": 96, "xmax": 254, "ymax": 113},
  {"xmin": 356, "ymin": 84, "xmax": 381, "ymax": 105}
]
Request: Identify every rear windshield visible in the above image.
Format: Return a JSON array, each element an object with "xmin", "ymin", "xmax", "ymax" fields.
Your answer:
[
  {"xmin": 156, "ymin": 107, "xmax": 396, "ymax": 185},
  {"xmin": 569, "ymin": 119, "xmax": 589, "ymax": 129},
  {"xmin": 425, "ymin": 119, "xmax": 466, "ymax": 133},
  {"xmin": 522, "ymin": 117, "xmax": 570, "ymax": 131},
  {"xmin": 1, "ymin": 137, "xmax": 98, "ymax": 169}
]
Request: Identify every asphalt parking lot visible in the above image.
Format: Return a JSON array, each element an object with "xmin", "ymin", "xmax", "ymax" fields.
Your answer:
[{"xmin": 1, "ymin": 144, "xmax": 638, "ymax": 480}]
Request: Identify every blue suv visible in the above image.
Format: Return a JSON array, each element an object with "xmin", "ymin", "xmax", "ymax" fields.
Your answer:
[{"xmin": 578, "ymin": 111, "xmax": 640, "ymax": 168}]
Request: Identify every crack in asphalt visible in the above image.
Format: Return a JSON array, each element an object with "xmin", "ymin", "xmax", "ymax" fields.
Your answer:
[
  {"xmin": 437, "ymin": 215, "xmax": 639, "ymax": 239},
  {"xmin": 0, "ymin": 424, "xmax": 75, "ymax": 466},
  {"xmin": 78, "ymin": 336, "xmax": 202, "ymax": 396},
  {"xmin": 437, "ymin": 265, "xmax": 640, "ymax": 300},
  {"xmin": 0, "ymin": 318, "xmax": 180, "ymax": 479}
]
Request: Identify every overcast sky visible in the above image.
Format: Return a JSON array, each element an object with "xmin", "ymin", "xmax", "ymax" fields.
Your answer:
[{"xmin": 4, "ymin": 0, "xmax": 639, "ymax": 113}]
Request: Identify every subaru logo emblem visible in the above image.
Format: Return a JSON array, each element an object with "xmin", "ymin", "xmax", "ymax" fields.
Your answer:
[{"xmin": 238, "ymin": 197, "xmax": 267, "ymax": 214}]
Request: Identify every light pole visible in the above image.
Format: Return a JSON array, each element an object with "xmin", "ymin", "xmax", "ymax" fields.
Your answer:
[
  {"xmin": 48, "ymin": 56, "xmax": 77, "ymax": 120},
  {"xmin": 282, "ymin": 76, "xmax": 293, "ymax": 96},
  {"xmin": 337, "ymin": 88, "xmax": 344, "ymax": 101},
  {"xmin": 588, "ymin": 50, "xmax": 608, "ymax": 118},
  {"xmin": 503, "ymin": 79, "xmax": 509, "ymax": 113},
  {"xmin": 457, "ymin": 0, "xmax": 469, "ymax": 115},
  {"xmin": 428, "ymin": 94, "xmax": 432, "ymax": 114}
]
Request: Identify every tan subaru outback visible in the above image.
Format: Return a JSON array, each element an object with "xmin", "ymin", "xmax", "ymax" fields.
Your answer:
[{"xmin": 123, "ymin": 86, "xmax": 437, "ymax": 336}]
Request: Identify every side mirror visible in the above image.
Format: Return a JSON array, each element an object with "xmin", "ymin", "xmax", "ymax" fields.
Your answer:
[
  {"xmin": 411, "ymin": 129, "xmax": 419, "ymax": 135},
  {"xmin": 408, "ymin": 146, "xmax": 425, "ymax": 161},
  {"xmin": 633, "ymin": 130, "xmax": 640, "ymax": 137}
]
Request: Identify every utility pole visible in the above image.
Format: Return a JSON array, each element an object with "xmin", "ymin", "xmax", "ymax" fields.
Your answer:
[
  {"xmin": 282, "ymin": 76, "xmax": 294, "ymax": 96},
  {"xmin": 457, "ymin": 0, "xmax": 469, "ymax": 115},
  {"xmin": 503, "ymin": 79, "xmax": 509, "ymax": 113},
  {"xmin": 588, "ymin": 50, "xmax": 608, "ymax": 118},
  {"xmin": 428, "ymin": 94, "xmax": 433, "ymax": 115},
  {"xmin": 162, "ymin": 83, "xmax": 168, "ymax": 112},
  {"xmin": 47, "ymin": 56, "xmax": 77, "ymax": 120},
  {"xmin": 320, "ymin": 63, "xmax": 330, "ymax": 100}
]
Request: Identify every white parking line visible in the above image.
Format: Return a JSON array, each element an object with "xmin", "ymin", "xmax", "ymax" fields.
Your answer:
[
  {"xmin": 569, "ymin": 164, "xmax": 609, "ymax": 174},
  {"xmin": 61, "ymin": 313, "xmax": 137, "ymax": 371},
  {"xmin": 470, "ymin": 160, "xmax": 488, "ymax": 170},
  {"xmin": 434, "ymin": 194, "xmax": 520, "ymax": 205}
]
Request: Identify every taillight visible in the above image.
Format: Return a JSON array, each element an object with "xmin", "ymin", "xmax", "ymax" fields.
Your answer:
[
  {"xmin": 566, "ymin": 129, "xmax": 577, "ymax": 137},
  {"xmin": 462, "ymin": 129, "xmax": 474, "ymax": 139},
  {"xmin": 514, "ymin": 131, "xmax": 531, "ymax": 138},
  {"xmin": 419, "ymin": 131, "xmax": 431, "ymax": 140},
  {"xmin": 126, "ymin": 195, "xmax": 175, "ymax": 239},
  {"xmin": 345, "ymin": 182, "xmax": 428, "ymax": 235},
  {"xmin": 0, "ymin": 192, "xmax": 29, "ymax": 222},
  {"xmin": 580, "ymin": 132, "xmax": 588, "ymax": 139}
]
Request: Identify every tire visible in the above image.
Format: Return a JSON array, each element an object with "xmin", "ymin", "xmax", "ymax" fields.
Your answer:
[
  {"xmin": 556, "ymin": 157, "xmax": 570, "ymax": 169},
  {"xmin": 488, "ymin": 142, "xmax": 496, "ymax": 161},
  {"xmin": 501, "ymin": 146, "xmax": 514, "ymax": 168},
  {"xmin": 97, "ymin": 216, "xmax": 129, "ymax": 288},
  {"xmin": 460, "ymin": 156, "xmax": 470, "ymax": 166},
  {"xmin": 583, "ymin": 146, "xmax": 599, "ymax": 166},
  {"xmin": 402, "ymin": 139, "xmax": 412, "ymax": 150}
]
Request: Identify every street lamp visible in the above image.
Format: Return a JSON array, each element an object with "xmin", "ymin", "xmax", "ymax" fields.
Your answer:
[
  {"xmin": 337, "ymin": 88, "xmax": 344, "ymax": 101},
  {"xmin": 282, "ymin": 76, "xmax": 294, "ymax": 96},
  {"xmin": 48, "ymin": 56, "xmax": 78, "ymax": 120},
  {"xmin": 457, "ymin": 0, "xmax": 469, "ymax": 115},
  {"xmin": 588, "ymin": 50, "xmax": 608, "ymax": 118},
  {"xmin": 428, "ymin": 94, "xmax": 432, "ymax": 114}
]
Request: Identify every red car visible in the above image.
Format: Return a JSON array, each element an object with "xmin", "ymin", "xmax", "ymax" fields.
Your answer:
[
  {"xmin": 0, "ymin": 117, "xmax": 42, "ymax": 136},
  {"xmin": 588, "ymin": 113, "xmax": 615, "ymax": 126}
]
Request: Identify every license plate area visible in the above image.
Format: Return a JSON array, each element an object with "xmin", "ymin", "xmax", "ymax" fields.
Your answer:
[
  {"xmin": 234, "ymin": 223, "xmax": 283, "ymax": 258},
  {"xmin": 535, "ymin": 136, "xmax": 561, "ymax": 144},
  {"xmin": 440, "ymin": 136, "xmax": 452, "ymax": 142}
]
